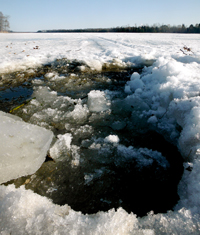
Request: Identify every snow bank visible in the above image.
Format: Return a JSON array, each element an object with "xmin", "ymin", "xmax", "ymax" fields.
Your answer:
[
  {"xmin": 0, "ymin": 111, "xmax": 53, "ymax": 184},
  {"xmin": 122, "ymin": 53, "xmax": 200, "ymax": 231},
  {"xmin": 0, "ymin": 184, "xmax": 199, "ymax": 235},
  {"xmin": 127, "ymin": 57, "xmax": 200, "ymax": 158},
  {"xmin": 0, "ymin": 184, "xmax": 141, "ymax": 235}
]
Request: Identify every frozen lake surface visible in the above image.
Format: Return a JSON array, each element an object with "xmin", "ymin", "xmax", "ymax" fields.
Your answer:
[{"xmin": 1, "ymin": 33, "xmax": 200, "ymax": 234}]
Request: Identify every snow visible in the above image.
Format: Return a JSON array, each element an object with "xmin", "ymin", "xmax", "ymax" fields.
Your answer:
[
  {"xmin": 1, "ymin": 33, "xmax": 199, "ymax": 75},
  {"xmin": 1, "ymin": 33, "xmax": 200, "ymax": 234},
  {"xmin": 0, "ymin": 111, "xmax": 53, "ymax": 184},
  {"xmin": 125, "ymin": 72, "xmax": 145, "ymax": 93}
]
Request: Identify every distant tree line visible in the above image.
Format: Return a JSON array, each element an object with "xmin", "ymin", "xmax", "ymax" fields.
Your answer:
[
  {"xmin": 0, "ymin": 12, "xmax": 10, "ymax": 32},
  {"xmin": 38, "ymin": 24, "xmax": 200, "ymax": 34}
]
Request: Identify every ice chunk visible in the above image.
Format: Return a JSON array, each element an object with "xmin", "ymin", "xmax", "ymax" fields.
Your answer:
[
  {"xmin": 147, "ymin": 115, "xmax": 158, "ymax": 124},
  {"xmin": 33, "ymin": 86, "xmax": 58, "ymax": 105},
  {"xmin": 104, "ymin": 135, "xmax": 120, "ymax": 144},
  {"xmin": 78, "ymin": 65, "xmax": 86, "ymax": 71},
  {"xmin": 49, "ymin": 133, "xmax": 80, "ymax": 166},
  {"xmin": 125, "ymin": 72, "xmax": 144, "ymax": 93},
  {"xmin": 0, "ymin": 111, "xmax": 23, "ymax": 122},
  {"xmin": 0, "ymin": 111, "xmax": 53, "ymax": 184},
  {"xmin": 65, "ymin": 103, "xmax": 89, "ymax": 124},
  {"xmin": 124, "ymin": 85, "xmax": 132, "ymax": 93},
  {"xmin": 49, "ymin": 133, "xmax": 72, "ymax": 160},
  {"xmin": 86, "ymin": 59, "xmax": 102, "ymax": 71},
  {"xmin": 44, "ymin": 71, "xmax": 66, "ymax": 81},
  {"xmin": 87, "ymin": 90, "xmax": 111, "ymax": 112},
  {"xmin": 44, "ymin": 72, "xmax": 58, "ymax": 79},
  {"xmin": 129, "ymin": 78, "xmax": 144, "ymax": 92},
  {"xmin": 71, "ymin": 125, "xmax": 93, "ymax": 139},
  {"xmin": 130, "ymin": 72, "xmax": 140, "ymax": 81}
]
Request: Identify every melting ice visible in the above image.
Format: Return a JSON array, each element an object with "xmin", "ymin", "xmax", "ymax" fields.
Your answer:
[{"xmin": 0, "ymin": 33, "xmax": 200, "ymax": 234}]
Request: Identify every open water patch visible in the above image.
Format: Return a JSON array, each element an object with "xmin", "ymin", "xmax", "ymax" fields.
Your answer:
[
  {"xmin": 2, "ymin": 59, "xmax": 183, "ymax": 217},
  {"xmin": 0, "ymin": 85, "xmax": 33, "ymax": 112}
]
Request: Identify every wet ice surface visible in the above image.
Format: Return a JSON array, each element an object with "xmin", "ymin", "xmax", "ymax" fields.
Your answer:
[{"xmin": 1, "ymin": 33, "xmax": 200, "ymax": 234}]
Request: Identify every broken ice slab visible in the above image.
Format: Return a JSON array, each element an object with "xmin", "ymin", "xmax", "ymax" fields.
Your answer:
[{"xmin": 0, "ymin": 111, "xmax": 53, "ymax": 184}]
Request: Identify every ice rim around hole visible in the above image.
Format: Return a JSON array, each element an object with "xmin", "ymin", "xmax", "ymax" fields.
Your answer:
[{"xmin": 0, "ymin": 33, "xmax": 200, "ymax": 234}]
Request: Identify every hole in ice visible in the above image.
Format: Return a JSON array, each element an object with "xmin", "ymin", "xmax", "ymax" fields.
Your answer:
[
  {"xmin": 1, "ymin": 59, "xmax": 183, "ymax": 217},
  {"xmin": 9, "ymin": 130, "xmax": 183, "ymax": 217}
]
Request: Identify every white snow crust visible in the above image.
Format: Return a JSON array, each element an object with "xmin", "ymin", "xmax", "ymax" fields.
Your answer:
[
  {"xmin": 1, "ymin": 33, "xmax": 200, "ymax": 234},
  {"xmin": 1, "ymin": 33, "xmax": 199, "ymax": 74}
]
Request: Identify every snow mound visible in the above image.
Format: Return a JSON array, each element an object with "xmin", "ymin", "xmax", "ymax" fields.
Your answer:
[{"xmin": 0, "ymin": 111, "xmax": 53, "ymax": 184}]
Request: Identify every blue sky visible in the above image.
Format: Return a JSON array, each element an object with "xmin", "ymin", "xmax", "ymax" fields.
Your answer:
[{"xmin": 1, "ymin": 0, "xmax": 200, "ymax": 32}]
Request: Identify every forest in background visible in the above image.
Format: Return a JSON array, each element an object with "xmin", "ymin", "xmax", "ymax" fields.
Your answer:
[{"xmin": 38, "ymin": 24, "xmax": 200, "ymax": 33}]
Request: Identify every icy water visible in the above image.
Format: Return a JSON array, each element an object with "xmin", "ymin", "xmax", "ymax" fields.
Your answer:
[{"xmin": 2, "ymin": 59, "xmax": 183, "ymax": 217}]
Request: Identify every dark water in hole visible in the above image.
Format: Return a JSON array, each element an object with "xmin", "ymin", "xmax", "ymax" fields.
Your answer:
[
  {"xmin": 1, "ymin": 63, "xmax": 184, "ymax": 217},
  {"xmin": 8, "ymin": 129, "xmax": 183, "ymax": 217},
  {"xmin": 0, "ymin": 86, "xmax": 33, "ymax": 112},
  {"xmin": 53, "ymin": 132, "xmax": 182, "ymax": 217}
]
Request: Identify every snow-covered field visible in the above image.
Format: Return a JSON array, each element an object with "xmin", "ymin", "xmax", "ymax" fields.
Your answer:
[{"xmin": 1, "ymin": 33, "xmax": 200, "ymax": 234}]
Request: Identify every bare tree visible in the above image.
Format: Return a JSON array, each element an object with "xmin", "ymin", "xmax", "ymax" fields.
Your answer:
[
  {"xmin": 0, "ymin": 12, "xmax": 10, "ymax": 32},
  {"xmin": 0, "ymin": 12, "xmax": 4, "ymax": 31}
]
